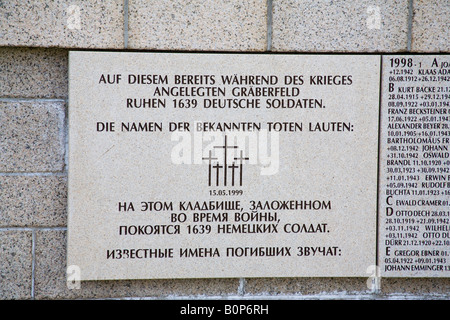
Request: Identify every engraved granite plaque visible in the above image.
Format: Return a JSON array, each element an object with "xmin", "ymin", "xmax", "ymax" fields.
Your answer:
[{"xmin": 68, "ymin": 52, "xmax": 380, "ymax": 280}]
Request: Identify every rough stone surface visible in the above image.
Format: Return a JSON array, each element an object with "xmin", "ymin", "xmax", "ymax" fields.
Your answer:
[
  {"xmin": 128, "ymin": 0, "xmax": 266, "ymax": 51},
  {"xmin": 381, "ymin": 278, "xmax": 450, "ymax": 297},
  {"xmin": 0, "ymin": 100, "xmax": 65, "ymax": 172},
  {"xmin": 0, "ymin": 175, "xmax": 67, "ymax": 227},
  {"xmin": 0, "ymin": 0, "xmax": 124, "ymax": 48},
  {"xmin": 34, "ymin": 230, "xmax": 240, "ymax": 299},
  {"xmin": 0, "ymin": 230, "xmax": 32, "ymax": 300},
  {"xmin": 244, "ymin": 278, "xmax": 370, "ymax": 296},
  {"xmin": 412, "ymin": 0, "xmax": 450, "ymax": 52},
  {"xmin": 272, "ymin": 0, "xmax": 408, "ymax": 52},
  {"xmin": 0, "ymin": 47, "xmax": 68, "ymax": 99}
]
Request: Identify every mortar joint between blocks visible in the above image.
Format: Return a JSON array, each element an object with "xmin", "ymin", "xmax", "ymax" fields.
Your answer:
[
  {"xmin": 124, "ymin": 0, "xmax": 129, "ymax": 49},
  {"xmin": 266, "ymin": 0, "xmax": 273, "ymax": 51},
  {"xmin": 407, "ymin": 0, "xmax": 414, "ymax": 52}
]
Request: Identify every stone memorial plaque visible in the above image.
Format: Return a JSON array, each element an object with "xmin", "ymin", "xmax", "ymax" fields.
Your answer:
[
  {"xmin": 379, "ymin": 55, "xmax": 450, "ymax": 277},
  {"xmin": 68, "ymin": 52, "xmax": 380, "ymax": 280}
]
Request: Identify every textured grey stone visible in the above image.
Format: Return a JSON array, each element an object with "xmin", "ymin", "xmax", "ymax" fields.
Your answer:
[
  {"xmin": 381, "ymin": 278, "xmax": 450, "ymax": 296},
  {"xmin": 272, "ymin": 0, "xmax": 408, "ymax": 52},
  {"xmin": 0, "ymin": 47, "xmax": 68, "ymax": 99},
  {"xmin": 0, "ymin": 0, "xmax": 124, "ymax": 48},
  {"xmin": 0, "ymin": 100, "xmax": 65, "ymax": 172},
  {"xmin": 0, "ymin": 175, "xmax": 67, "ymax": 227},
  {"xmin": 128, "ymin": 0, "xmax": 266, "ymax": 51},
  {"xmin": 244, "ymin": 278, "xmax": 370, "ymax": 296},
  {"xmin": 34, "ymin": 230, "xmax": 239, "ymax": 299},
  {"xmin": 412, "ymin": 0, "xmax": 450, "ymax": 52},
  {"xmin": 0, "ymin": 230, "xmax": 32, "ymax": 300}
]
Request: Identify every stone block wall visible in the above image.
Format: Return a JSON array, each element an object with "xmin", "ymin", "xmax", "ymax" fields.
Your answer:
[{"xmin": 0, "ymin": 0, "xmax": 449, "ymax": 300}]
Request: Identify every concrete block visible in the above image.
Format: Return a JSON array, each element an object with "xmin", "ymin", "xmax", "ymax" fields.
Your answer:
[
  {"xmin": 0, "ymin": 47, "xmax": 68, "ymax": 99},
  {"xmin": 0, "ymin": 1, "xmax": 124, "ymax": 48},
  {"xmin": 0, "ymin": 100, "xmax": 65, "ymax": 172},
  {"xmin": 0, "ymin": 175, "xmax": 67, "ymax": 227},
  {"xmin": 272, "ymin": 0, "xmax": 408, "ymax": 52},
  {"xmin": 128, "ymin": 0, "xmax": 266, "ymax": 51},
  {"xmin": 0, "ymin": 230, "xmax": 32, "ymax": 300},
  {"xmin": 244, "ymin": 277, "xmax": 370, "ymax": 297},
  {"xmin": 412, "ymin": 0, "xmax": 450, "ymax": 52}
]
